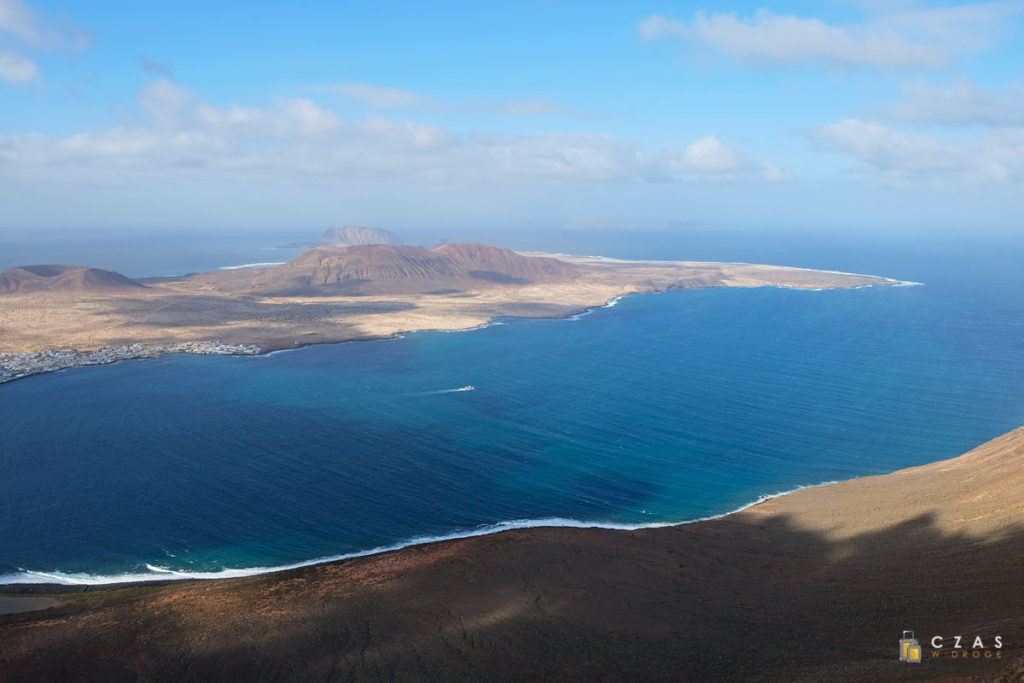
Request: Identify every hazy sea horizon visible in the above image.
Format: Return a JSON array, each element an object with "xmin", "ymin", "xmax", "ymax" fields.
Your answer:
[{"xmin": 2, "ymin": 229, "xmax": 1023, "ymax": 585}]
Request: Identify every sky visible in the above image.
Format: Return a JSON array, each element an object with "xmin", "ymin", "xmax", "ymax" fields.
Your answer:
[{"xmin": 1, "ymin": 0, "xmax": 1023, "ymax": 235}]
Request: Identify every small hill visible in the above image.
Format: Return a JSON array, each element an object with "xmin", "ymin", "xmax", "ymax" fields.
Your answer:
[
  {"xmin": 320, "ymin": 226, "xmax": 402, "ymax": 247},
  {"xmin": 431, "ymin": 243, "xmax": 575, "ymax": 283},
  {"xmin": 0, "ymin": 265, "xmax": 147, "ymax": 295},
  {"xmin": 253, "ymin": 243, "xmax": 577, "ymax": 295}
]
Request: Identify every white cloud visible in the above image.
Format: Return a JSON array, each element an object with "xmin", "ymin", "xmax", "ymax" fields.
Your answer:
[
  {"xmin": 811, "ymin": 117, "xmax": 1024, "ymax": 183},
  {"xmin": 891, "ymin": 78, "xmax": 1024, "ymax": 126},
  {"xmin": 323, "ymin": 83, "xmax": 439, "ymax": 109},
  {"xmin": 468, "ymin": 131, "xmax": 662, "ymax": 182},
  {"xmin": 883, "ymin": 2, "xmax": 1024, "ymax": 52},
  {"xmin": 0, "ymin": 0, "xmax": 90, "ymax": 85},
  {"xmin": 0, "ymin": 0, "xmax": 42, "ymax": 43},
  {"xmin": 0, "ymin": 80, "xmax": 783, "ymax": 188},
  {"xmin": 493, "ymin": 98, "xmax": 569, "ymax": 116},
  {"xmin": 639, "ymin": 10, "xmax": 943, "ymax": 67},
  {"xmin": 486, "ymin": 98, "xmax": 599, "ymax": 119},
  {"xmin": 278, "ymin": 97, "xmax": 343, "ymax": 135},
  {"xmin": 639, "ymin": 3, "xmax": 1024, "ymax": 68},
  {"xmin": 135, "ymin": 79, "xmax": 342, "ymax": 137},
  {"xmin": 814, "ymin": 119, "xmax": 962, "ymax": 171},
  {"xmin": 140, "ymin": 79, "xmax": 195, "ymax": 124},
  {"xmin": 0, "ymin": 49, "xmax": 36, "ymax": 82},
  {"xmin": 638, "ymin": 14, "xmax": 687, "ymax": 41},
  {"xmin": 679, "ymin": 135, "xmax": 749, "ymax": 172},
  {"xmin": 0, "ymin": 0, "xmax": 89, "ymax": 49},
  {"xmin": 324, "ymin": 84, "xmax": 598, "ymax": 119},
  {"xmin": 198, "ymin": 97, "xmax": 342, "ymax": 137},
  {"xmin": 667, "ymin": 134, "xmax": 791, "ymax": 181},
  {"xmin": 352, "ymin": 115, "xmax": 451, "ymax": 148}
]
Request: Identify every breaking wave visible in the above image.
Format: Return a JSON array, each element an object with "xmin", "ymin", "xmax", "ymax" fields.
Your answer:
[{"xmin": 218, "ymin": 262, "xmax": 286, "ymax": 270}]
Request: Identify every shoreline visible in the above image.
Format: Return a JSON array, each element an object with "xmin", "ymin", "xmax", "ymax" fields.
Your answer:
[
  {"xmin": 0, "ymin": 341, "xmax": 261, "ymax": 385},
  {"xmin": 0, "ymin": 303, "xmax": 595, "ymax": 385},
  {"xmin": 2, "ymin": 428, "xmax": 1020, "ymax": 681},
  {"xmin": 0, "ymin": 477, "xmax": 848, "ymax": 587},
  {"xmin": 0, "ymin": 269, "xmax": 902, "ymax": 385}
]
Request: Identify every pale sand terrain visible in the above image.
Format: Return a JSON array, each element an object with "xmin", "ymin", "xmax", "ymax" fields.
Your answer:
[
  {"xmin": 0, "ymin": 254, "xmax": 896, "ymax": 355},
  {"xmin": 1, "ymin": 428, "xmax": 1020, "ymax": 681}
]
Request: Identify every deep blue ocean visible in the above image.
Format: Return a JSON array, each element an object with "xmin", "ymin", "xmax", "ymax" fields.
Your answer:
[{"xmin": 2, "ymin": 229, "xmax": 1023, "ymax": 584}]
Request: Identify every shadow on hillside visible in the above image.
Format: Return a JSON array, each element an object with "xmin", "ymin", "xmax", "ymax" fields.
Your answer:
[
  {"xmin": 2, "ymin": 509, "xmax": 1022, "ymax": 682},
  {"xmin": 469, "ymin": 270, "xmax": 530, "ymax": 285}
]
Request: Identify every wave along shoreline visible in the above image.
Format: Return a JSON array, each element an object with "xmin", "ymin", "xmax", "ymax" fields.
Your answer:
[
  {"xmin": 218, "ymin": 262, "xmax": 287, "ymax": 270},
  {"xmin": 0, "ymin": 479, "xmax": 843, "ymax": 586}
]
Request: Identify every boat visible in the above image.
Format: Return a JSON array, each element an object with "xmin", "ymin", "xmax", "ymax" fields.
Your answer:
[{"xmin": 458, "ymin": 385, "xmax": 475, "ymax": 391}]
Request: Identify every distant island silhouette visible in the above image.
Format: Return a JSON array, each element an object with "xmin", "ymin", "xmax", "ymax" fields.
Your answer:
[{"xmin": 277, "ymin": 225, "xmax": 402, "ymax": 250}]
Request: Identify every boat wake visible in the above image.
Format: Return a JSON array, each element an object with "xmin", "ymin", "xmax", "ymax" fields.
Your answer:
[{"xmin": 419, "ymin": 385, "xmax": 475, "ymax": 395}]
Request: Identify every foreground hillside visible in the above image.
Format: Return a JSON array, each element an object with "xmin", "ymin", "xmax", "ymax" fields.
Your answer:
[
  {"xmin": 0, "ymin": 243, "xmax": 895, "ymax": 358},
  {"xmin": 1, "ymin": 428, "xmax": 1021, "ymax": 682}
]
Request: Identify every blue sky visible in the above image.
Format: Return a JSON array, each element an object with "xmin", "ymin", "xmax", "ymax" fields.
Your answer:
[{"xmin": 1, "ymin": 1, "xmax": 1023, "ymax": 234}]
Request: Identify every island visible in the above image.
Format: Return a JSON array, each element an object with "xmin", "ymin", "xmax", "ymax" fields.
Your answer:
[
  {"xmin": 0, "ymin": 242, "xmax": 901, "ymax": 382},
  {"xmin": 276, "ymin": 225, "xmax": 402, "ymax": 250}
]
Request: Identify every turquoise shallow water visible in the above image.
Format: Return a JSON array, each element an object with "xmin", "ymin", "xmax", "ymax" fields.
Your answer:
[{"xmin": 2, "ymin": 234, "xmax": 1024, "ymax": 583}]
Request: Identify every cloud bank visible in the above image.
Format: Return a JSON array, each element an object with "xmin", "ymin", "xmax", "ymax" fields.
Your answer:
[
  {"xmin": 890, "ymin": 79, "xmax": 1024, "ymax": 126},
  {"xmin": 0, "ymin": 79, "xmax": 787, "ymax": 187},
  {"xmin": 639, "ymin": 3, "xmax": 1024, "ymax": 68},
  {"xmin": 811, "ymin": 118, "xmax": 1024, "ymax": 184},
  {"xmin": 0, "ymin": 0, "xmax": 90, "ymax": 84}
]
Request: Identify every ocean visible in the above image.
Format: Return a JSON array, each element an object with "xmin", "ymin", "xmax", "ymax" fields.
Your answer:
[{"xmin": 2, "ymin": 229, "xmax": 1023, "ymax": 584}]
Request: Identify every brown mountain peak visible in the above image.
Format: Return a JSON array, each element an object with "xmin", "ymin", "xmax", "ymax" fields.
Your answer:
[{"xmin": 0, "ymin": 265, "xmax": 147, "ymax": 295}]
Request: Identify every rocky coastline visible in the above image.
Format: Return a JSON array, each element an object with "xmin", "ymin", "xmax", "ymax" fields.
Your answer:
[{"xmin": 0, "ymin": 341, "xmax": 261, "ymax": 384}]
